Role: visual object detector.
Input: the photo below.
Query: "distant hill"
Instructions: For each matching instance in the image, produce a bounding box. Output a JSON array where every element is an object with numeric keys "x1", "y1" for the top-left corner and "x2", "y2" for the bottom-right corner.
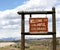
[
  {"x1": 0, "y1": 37, "x2": 20, "y2": 42},
  {"x1": 0, "y1": 37, "x2": 60, "y2": 42}
]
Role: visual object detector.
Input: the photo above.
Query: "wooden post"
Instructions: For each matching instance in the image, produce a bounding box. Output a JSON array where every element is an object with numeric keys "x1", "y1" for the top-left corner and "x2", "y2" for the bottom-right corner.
[
  {"x1": 52, "y1": 7, "x2": 56, "y2": 50},
  {"x1": 30, "y1": 14, "x2": 32, "y2": 18},
  {"x1": 21, "y1": 12, "x2": 25, "y2": 50}
]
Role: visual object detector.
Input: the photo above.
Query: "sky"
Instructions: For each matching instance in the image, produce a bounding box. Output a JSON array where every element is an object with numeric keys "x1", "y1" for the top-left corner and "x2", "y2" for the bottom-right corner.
[
  {"x1": 0, "y1": 0, "x2": 60, "y2": 38},
  {"x1": 0, "y1": 0, "x2": 26, "y2": 11}
]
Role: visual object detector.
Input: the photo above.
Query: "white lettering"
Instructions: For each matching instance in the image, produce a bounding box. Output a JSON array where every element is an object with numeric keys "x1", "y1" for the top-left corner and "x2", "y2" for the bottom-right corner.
[
  {"x1": 37, "y1": 23, "x2": 46, "y2": 26},
  {"x1": 37, "y1": 19, "x2": 42, "y2": 22}
]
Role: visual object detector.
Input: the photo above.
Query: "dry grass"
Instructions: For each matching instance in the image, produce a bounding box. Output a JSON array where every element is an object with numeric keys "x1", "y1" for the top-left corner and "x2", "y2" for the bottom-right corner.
[
  {"x1": 0, "y1": 39, "x2": 60, "y2": 50},
  {"x1": 0, "y1": 42, "x2": 15, "y2": 47}
]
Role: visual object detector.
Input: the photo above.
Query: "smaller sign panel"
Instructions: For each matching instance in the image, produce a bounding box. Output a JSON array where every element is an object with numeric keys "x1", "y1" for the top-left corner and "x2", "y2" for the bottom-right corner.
[{"x1": 29, "y1": 18, "x2": 48, "y2": 33}]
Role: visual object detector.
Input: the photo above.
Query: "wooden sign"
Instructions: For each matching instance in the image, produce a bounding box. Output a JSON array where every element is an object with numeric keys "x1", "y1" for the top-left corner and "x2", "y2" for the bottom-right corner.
[{"x1": 29, "y1": 18, "x2": 48, "y2": 33}]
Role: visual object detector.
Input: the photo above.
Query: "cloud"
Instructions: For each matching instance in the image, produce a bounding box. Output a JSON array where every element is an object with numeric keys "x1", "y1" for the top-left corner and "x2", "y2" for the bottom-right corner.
[
  {"x1": 0, "y1": 30, "x2": 21, "y2": 38},
  {"x1": 15, "y1": 0, "x2": 57, "y2": 11},
  {"x1": 0, "y1": 0, "x2": 60, "y2": 38}
]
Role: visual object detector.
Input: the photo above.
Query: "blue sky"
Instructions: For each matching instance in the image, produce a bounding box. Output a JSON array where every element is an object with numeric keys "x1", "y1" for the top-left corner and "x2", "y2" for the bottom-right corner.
[
  {"x1": 0, "y1": 0, "x2": 60, "y2": 38},
  {"x1": 0, "y1": 0, "x2": 26, "y2": 11}
]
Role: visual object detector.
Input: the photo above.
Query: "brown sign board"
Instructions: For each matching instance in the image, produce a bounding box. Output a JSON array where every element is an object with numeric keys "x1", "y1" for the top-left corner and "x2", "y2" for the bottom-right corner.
[{"x1": 29, "y1": 18, "x2": 48, "y2": 33}]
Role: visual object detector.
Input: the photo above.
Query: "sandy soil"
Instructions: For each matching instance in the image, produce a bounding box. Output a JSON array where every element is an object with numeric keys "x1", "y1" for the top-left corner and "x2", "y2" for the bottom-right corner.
[{"x1": 0, "y1": 42, "x2": 15, "y2": 47}]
